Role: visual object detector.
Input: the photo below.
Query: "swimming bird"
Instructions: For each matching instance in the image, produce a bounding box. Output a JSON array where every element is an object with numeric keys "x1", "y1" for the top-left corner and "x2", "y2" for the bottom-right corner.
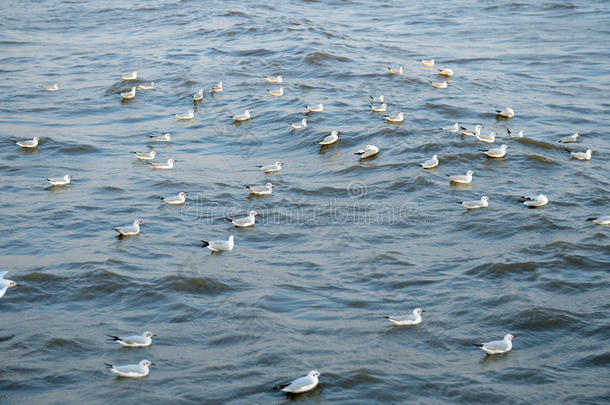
[
  {"x1": 42, "y1": 83, "x2": 59, "y2": 91},
  {"x1": 587, "y1": 215, "x2": 610, "y2": 225},
  {"x1": 132, "y1": 150, "x2": 157, "y2": 161},
  {"x1": 233, "y1": 109, "x2": 252, "y2": 122},
  {"x1": 355, "y1": 144, "x2": 379, "y2": 159},
  {"x1": 496, "y1": 107, "x2": 515, "y2": 118},
  {"x1": 149, "y1": 133, "x2": 172, "y2": 142},
  {"x1": 192, "y1": 88, "x2": 204, "y2": 101},
  {"x1": 16, "y1": 137, "x2": 40, "y2": 148},
  {"x1": 161, "y1": 192, "x2": 188, "y2": 205},
  {"x1": 267, "y1": 87, "x2": 284, "y2": 97},
  {"x1": 107, "y1": 331, "x2": 156, "y2": 348},
  {"x1": 448, "y1": 123, "x2": 460, "y2": 132},
  {"x1": 438, "y1": 68, "x2": 454, "y2": 76},
  {"x1": 482, "y1": 144, "x2": 508, "y2": 158},
  {"x1": 105, "y1": 360, "x2": 154, "y2": 378},
  {"x1": 474, "y1": 334, "x2": 516, "y2": 355},
  {"x1": 306, "y1": 104, "x2": 324, "y2": 113},
  {"x1": 420, "y1": 154, "x2": 439, "y2": 169},
  {"x1": 476, "y1": 131, "x2": 496, "y2": 143},
  {"x1": 566, "y1": 148, "x2": 592, "y2": 160},
  {"x1": 318, "y1": 130, "x2": 339, "y2": 145},
  {"x1": 449, "y1": 170, "x2": 475, "y2": 184},
  {"x1": 0, "y1": 271, "x2": 19, "y2": 299},
  {"x1": 257, "y1": 161, "x2": 283, "y2": 173},
  {"x1": 558, "y1": 133, "x2": 579, "y2": 143},
  {"x1": 176, "y1": 110, "x2": 194, "y2": 120},
  {"x1": 211, "y1": 81, "x2": 223, "y2": 93},
  {"x1": 385, "y1": 308, "x2": 425, "y2": 326},
  {"x1": 460, "y1": 125, "x2": 483, "y2": 137},
  {"x1": 114, "y1": 219, "x2": 143, "y2": 236},
  {"x1": 369, "y1": 95, "x2": 385, "y2": 103},
  {"x1": 458, "y1": 196, "x2": 490, "y2": 209},
  {"x1": 148, "y1": 159, "x2": 176, "y2": 169},
  {"x1": 201, "y1": 235, "x2": 234, "y2": 252},
  {"x1": 121, "y1": 71, "x2": 138, "y2": 81},
  {"x1": 265, "y1": 75, "x2": 283, "y2": 84},
  {"x1": 421, "y1": 59, "x2": 435, "y2": 66},
  {"x1": 290, "y1": 118, "x2": 307, "y2": 130},
  {"x1": 384, "y1": 112, "x2": 406, "y2": 123},
  {"x1": 519, "y1": 194, "x2": 549, "y2": 208},
  {"x1": 120, "y1": 87, "x2": 136, "y2": 99},
  {"x1": 370, "y1": 103, "x2": 387, "y2": 112},
  {"x1": 137, "y1": 82, "x2": 155, "y2": 90},
  {"x1": 432, "y1": 81, "x2": 448, "y2": 88},
  {"x1": 245, "y1": 183, "x2": 273, "y2": 195},
  {"x1": 277, "y1": 370, "x2": 321, "y2": 394},
  {"x1": 507, "y1": 128, "x2": 523, "y2": 138},
  {"x1": 388, "y1": 66, "x2": 403, "y2": 75},
  {"x1": 225, "y1": 210, "x2": 259, "y2": 227},
  {"x1": 47, "y1": 174, "x2": 72, "y2": 186}
]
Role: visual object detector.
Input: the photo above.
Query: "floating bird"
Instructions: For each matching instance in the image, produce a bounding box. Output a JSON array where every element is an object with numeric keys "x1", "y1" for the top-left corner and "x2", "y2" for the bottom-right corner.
[
  {"x1": 107, "y1": 331, "x2": 156, "y2": 348},
  {"x1": 370, "y1": 103, "x2": 387, "y2": 113},
  {"x1": 421, "y1": 59, "x2": 435, "y2": 66},
  {"x1": 192, "y1": 88, "x2": 204, "y2": 101},
  {"x1": 476, "y1": 131, "x2": 496, "y2": 143},
  {"x1": 482, "y1": 144, "x2": 508, "y2": 158},
  {"x1": 277, "y1": 370, "x2": 321, "y2": 394},
  {"x1": 176, "y1": 110, "x2": 194, "y2": 120},
  {"x1": 161, "y1": 192, "x2": 188, "y2": 205},
  {"x1": 290, "y1": 118, "x2": 307, "y2": 130},
  {"x1": 132, "y1": 150, "x2": 157, "y2": 161},
  {"x1": 449, "y1": 170, "x2": 475, "y2": 184},
  {"x1": 474, "y1": 334, "x2": 516, "y2": 355},
  {"x1": 369, "y1": 95, "x2": 385, "y2": 103},
  {"x1": 105, "y1": 360, "x2": 154, "y2": 378},
  {"x1": 121, "y1": 71, "x2": 138, "y2": 81},
  {"x1": 148, "y1": 159, "x2": 176, "y2": 169},
  {"x1": 47, "y1": 174, "x2": 72, "y2": 186},
  {"x1": 267, "y1": 87, "x2": 284, "y2": 97},
  {"x1": 519, "y1": 194, "x2": 549, "y2": 208},
  {"x1": 245, "y1": 183, "x2": 273, "y2": 195},
  {"x1": 448, "y1": 123, "x2": 460, "y2": 132},
  {"x1": 0, "y1": 271, "x2": 19, "y2": 299},
  {"x1": 318, "y1": 130, "x2": 339, "y2": 145},
  {"x1": 120, "y1": 87, "x2": 136, "y2": 99},
  {"x1": 420, "y1": 154, "x2": 439, "y2": 169},
  {"x1": 558, "y1": 133, "x2": 579, "y2": 143},
  {"x1": 114, "y1": 219, "x2": 143, "y2": 236},
  {"x1": 507, "y1": 128, "x2": 523, "y2": 138},
  {"x1": 388, "y1": 66, "x2": 403, "y2": 75},
  {"x1": 211, "y1": 81, "x2": 223, "y2": 93},
  {"x1": 149, "y1": 133, "x2": 172, "y2": 142},
  {"x1": 458, "y1": 196, "x2": 490, "y2": 209},
  {"x1": 201, "y1": 235, "x2": 234, "y2": 252},
  {"x1": 385, "y1": 308, "x2": 425, "y2": 326},
  {"x1": 225, "y1": 210, "x2": 259, "y2": 227},
  {"x1": 566, "y1": 148, "x2": 592, "y2": 160},
  {"x1": 460, "y1": 125, "x2": 483, "y2": 137},
  {"x1": 384, "y1": 112, "x2": 406, "y2": 123},
  {"x1": 432, "y1": 81, "x2": 448, "y2": 88},
  {"x1": 438, "y1": 68, "x2": 454, "y2": 76},
  {"x1": 496, "y1": 107, "x2": 515, "y2": 118},
  {"x1": 587, "y1": 215, "x2": 610, "y2": 225},
  {"x1": 42, "y1": 83, "x2": 59, "y2": 91},
  {"x1": 306, "y1": 104, "x2": 324, "y2": 113},
  {"x1": 257, "y1": 161, "x2": 283, "y2": 173},
  {"x1": 355, "y1": 144, "x2": 379, "y2": 159},
  {"x1": 265, "y1": 75, "x2": 283, "y2": 84},
  {"x1": 16, "y1": 137, "x2": 40, "y2": 148},
  {"x1": 137, "y1": 82, "x2": 155, "y2": 90},
  {"x1": 233, "y1": 109, "x2": 252, "y2": 122}
]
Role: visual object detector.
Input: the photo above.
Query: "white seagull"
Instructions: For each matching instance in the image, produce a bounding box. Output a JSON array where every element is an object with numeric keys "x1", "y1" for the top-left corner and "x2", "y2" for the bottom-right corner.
[
  {"x1": 16, "y1": 137, "x2": 40, "y2": 148},
  {"x1": 0, "y1": 271, "x2": 19, "y2": 299},
  {"x1": 47, "y1": 174, "x2": 72, "y2": 186},
  {"x1": 161, "y1": 192, "x2": 188, "y2": 205},
  {"x1": 278, "y1": 370, "x2": 321, "y2": 394},
  {"x1": 148, "y1": 159, "x2": 176, "y2": 169},
  {"x1": 267, "y1": 87, "x2": 284, "y2": 97},
  {"x1": 290, "y1": 118, "x2": 307, "y2": 130},
  {"x1": 42, "y1": 83, "x2": 59, "y2": 91},
  {"x1": 245, "y1": 183, "x2": 273, "y2": 195},
  {"x1": 369, "y1": 95, "x2": 385, "y2": 103},
  {"x1": 438, "y1": 68, "x2": 454, "y2": 76},
  {"x1": 420, "y1": 154, "x2": 439, "y2": 169},
  {"x1": 107, "y1": 331, "x2": 156, "y2": 348},
  {"x1": 201, "y1": 235, "x2": 234, "y2": 252},
  {"x1": 449, "y1": 170, "x2": 475, "y2": 184},
  {"x1": 587, "y1": 215, "x2": 610, "y2": 225},
  {"x1": 507, "y1": 128, "x2": 524, "y2": 138},
  {"x1": 458, "y1": 196, "x2": 490, "y2": 209},
  {"x1": 258, "y1": 161, "x2": 283, "y2": 173},
  {"x1": 211, "y1": 81, "x2": 223, "y2": 93},
  {"x1": 482, "y1": 144, "x2": 508, "y2": 158},
  {"x1": 370, "y1": 103, "x2": 387, "y2": 113},
  {"x1": 474, "y1": 334, "x2": 516, "y2": 355},
  {"x1": 388, "y1": 66, "x2": 403, "y2": 75},
  {"x1": 192, "y1": 88, "x2": 204, "y2": 101},
  {"x1": 233, "y1": 109, "x2": 252, "y2": 122},
  {"x1": 138, "y1": 82, "x2": 155, "y2": 90},
  {"x1": 461, "y1": 125, "x2": 483, "y2": 137},
  {"x1": 176, "y1": 110, "x2": 194, "y2": 120},
  {"x1": 558, "y1": 133, "x2": 579, "y2": 143},
  {"x1": 225, "y1": 210, "x2": 259, "y2": 227},
  {"x1": 318, "y1": 130, "x2": 339, "y2": 145},
  {"x1": 132, "y1": 150, "x2": 157, "y2": 161},
  {"x1": 105, "y1": 360, "x2": 154, "y2": 378},
  {"x1": 306, "y1": 104, "x2": 324, "y2": 113},
  {"x1": 496, "y1": 107, "x2": 515, "y2": 118},
  {"x1": 519, "y1": 194, "x2": 549, "y2": 208},
  {"x1": 355, "y1": 144, "x2": 379, "y2": 159},
  {"x1": 476, "y1": 131, "x2": 496, "y2": 143},
  {"x1": 566, "y1": 149, "x2": 592, "y2": 161},
  {"x1": 432, "y1": 81, "x2": 448, "y2": 88},
  {"x1": 149, "y1": 133, "x2": 172, "y2": 142},
  {"x1": 265, "y1": 75, "x2": 283, "y2": 84},
  {"x1": 384, "y1": 112, "x2": 406, "y2": 123},
  {"x1": 120, "y1": 71, "x2": 138, "y2": 81},
  {"x1": 114, "y1": 219, "x2": 143, "y2": 236},
  {"x1": 120, "y1": 87, "x2": 136, "y2": 99},
  {"x1": 385, "y1": 308, "x2": 425, "y2": 326},
  {"x1": 421, "y1": 59, "x2": 435, "y2": 66}
]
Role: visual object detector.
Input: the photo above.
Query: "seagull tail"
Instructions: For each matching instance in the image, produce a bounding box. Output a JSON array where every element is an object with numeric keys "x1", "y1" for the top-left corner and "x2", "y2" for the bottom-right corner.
[
  {"x1": 223, "y1": 218, "x2": 233, "y2": 222},
  {"x1": 104, "y1": 363, "x2": 114, "y2": 368},
  {"x1": 201, "y1": 240, "x2": 209, "y2": 248},
  {"x1": 564, "y1": 149, "x2": 573, "y2": 154},
  {"x1": 256, "y1": 165, "x2": 263, "y2": 168},
  {"x1": 473, "y1": 343, "x2": 484, "y2": 348},
  {"x1": 113, "y1": 228, "x2": 121, "y2": 233},
  {"x1": 586, "y1": 217, "x2": 596, "y2": 221},
  {"x1": 107, "y1": 335, "x2": 121, "y2": 341}
]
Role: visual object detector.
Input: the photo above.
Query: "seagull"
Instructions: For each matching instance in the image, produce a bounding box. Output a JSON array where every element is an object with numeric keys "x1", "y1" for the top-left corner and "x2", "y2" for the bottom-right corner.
[
  {"x1": 449, "y1": 170, "x2": 475, "y2": 184},
  {"x1": 42, "y1": 83, "x2": 59, "y2": 91},
  {"x1": 476, "y1": 131, "x2": 496, "y2": 143},
  {"x1": 114, "y1": 219, "x2": 143, "y2": 236},
  {"x1": 369, "y1": 95, "x2": 385, "y2": 103},
  {"x1": 388, "y1": 65, "x2": 403, "y2": 75},
  {"x1": 458, "y1": 196, "x2": 490, "y2": 209},
  {"x1": 105, "y1": 360, "x2": 154, "y2": 378},
  {"x1": 587, "y1": 215, "x2": 610, "y2": 225},
  {"x1": 176, "y1": 110, "x2": 194, "y2": 120},
  {"x1": 496, "y1": 107, "x2": 515, "y2": 118},
  {"x1": 132, "y1": 150, "x2": 157, "y2": 161},
  {"x1": 507, "y1": 128, "x2": 524, "y2": 138},
  {"x1": 120, "y1": 71, "x2": 138, "y2": 81},
  {"x1": 277, "y1": 370, "x2": 321, "y2": 394},
  {"x1": 265, "y1": 75, "x2": 283, "y2": 84},
  {"x1": 47, "y1": 174, "x2": 72, "y2": 186},
  {"x1": 137, "y1": 82, "x2": 155, "y2": 90},
  {"x1": 482, "y1": 144, "x2": 508, "y2": 158},
  {"x1": 107, "y1": 331, "x2": 156, "y2": 348},
  {"x1": 566, "y1": 149, "x2": 592, "y2": 160},
  {"x1": 385, "y1": 308, "x2": 425, "y2": 326},
  {"x1": 120, "y1": 87, "x2": 136, "y2": 99},
  {"x1": 474, "y1": 334, "x2": 516, "y2": 355},
  {"x1": 438, "y1": 68, "x2": 454, "y2": 76},
  {"x1": 460, "y1": 125, "x2": 483, "y2": 137},
  {"x1": 306, "y1": 104, "x2": 324, "y2": 113},
  {"x1": 161, "y1": 192, "x2": 188, "y2": 205},
  {"x1": 0, "y1": 271, "x2": 19, "y2": 299},
  {"x1": 519, "y1": 194, "x2": 549, "y2": 208},
  {"x1": 558, "y1": 133, "x2": 579, "y2": 143},
  {"x1": 149, "y1": 133, "x2": 172, "y2": 142},
  {"x1": 225, "y1": 210, "x2": 259, "y2": 227},
  {"x1": 201, "y1": 235, "x2": 234, "y2": 252},
  {"x1": 211, "y1": 81, "x2": 223, "y2": 93},
  {"x1": 267, "y1": 87, "x2": 284, "y2": 97},
  {"x1": 449, "y1": 123, "x2": 460, "y2": 132},
  {"x1": 233, "y1": 109, "x2": 252, "y2": 122},
  {"x1": 192, "y1": 88, "x2": 204, "y2": 101},
  {"x1": 290, "y1": 118, "x2": 307, "y2": 130},
  {"x1": 432, "y1": 81, "x2": 448, "y2": 88},
  {"x1": 370, "y1": 103, "x2": 387, "y2": 113},
  {"x1": 420, "y1": 154, "x2": 439, "y2": 169},
  {"x1": 257, "y1": 161, "x2": 283, "y2": 173},
  {"x1": 148, "y1": 159, "x2": 176, "y2": 169},
  {"x1": 421, "y1": 59, "x2": 435, "y2": 66},
  {"x1": 384, "y1": 112, "x2": 406, "y2": 123},
  {"x1": 318, "y1": 130, "x2": 339, "y2": 145},
  {"x1": 16, "y1": 137, "x2": 40, "y2": 148},
  {"x1": 355, "y1": 144, "x2": 379, "y2": 159},
  {"x1": 245, "y1": 183, "x2": 273, "y2": 195}
]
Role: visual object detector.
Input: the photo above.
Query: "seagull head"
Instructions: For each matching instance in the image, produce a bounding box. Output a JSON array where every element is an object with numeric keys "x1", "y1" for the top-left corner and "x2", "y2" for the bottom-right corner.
[
  {"x1": 308, "y1": 370, "x2": 322, "y2": 378},
  {"x1": 249, "y1": 210, "x2": 259, "y2": 217},
  {"x1": 505, "y1": 334, "x2": 516, "y2": 341},
  {"x1": 178, "y1": 192, "x2": 189, "y2": 198},
  {"x1": 169, "y1": 159, "x2": 177, "y2": 164},
  {"x1": 482, "y1": 196, "x2": 490, "y2": 201},
  {"x1": 414, "y1": 308, "x2": 425, "y2": 315},
  {"x1": 134, "y1": 219, "x2": 144, "y2": 225},
  {"x1": 432, "y1": 154, "x2": 438, "y2": 159},
  {"x1": 466, "y1": 170, "x2": 475, "y2": 175},
  {"x1": 276, "y1": 161, "x2": 284, "y2": 167},
  {"x1": 150, "y1": 151, "x2": 158, "y2": 156},
  {"x1": 143, "y1": 331, "x2": 157, "y2": 338},
  {"x1": 65, "y1": 175, "x2": 72, "y2": 180},
  {"x1": 140, "y1": 360, "x2": 154, "y2": 367},
  {"x1": 331, "y1": 130, "x2": 339, "y2": 136},
  {"x1": 33, "y1": 137, "x2": 40, "y2": 142},
  {"x1": 3, "y1": 276, "x2": 19, "y2": 288}
]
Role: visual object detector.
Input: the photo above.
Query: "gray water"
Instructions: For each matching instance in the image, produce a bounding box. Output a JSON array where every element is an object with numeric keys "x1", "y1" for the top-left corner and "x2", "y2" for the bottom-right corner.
[{"x1": 1, "y1": 0, "x2": 609, "y2": 403}]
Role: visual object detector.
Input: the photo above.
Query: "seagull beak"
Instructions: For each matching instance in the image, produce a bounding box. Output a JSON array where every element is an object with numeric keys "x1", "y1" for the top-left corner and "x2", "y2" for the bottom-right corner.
[
  {"x1": 421, "y1": 309, "x2": 425, "y2": 312},
  {"x1": 152, "y1": 334, "x2": 157, "y2": 336},
  {"x1": 150, "y1": 362, "x2": 156, "y2": 366}
]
